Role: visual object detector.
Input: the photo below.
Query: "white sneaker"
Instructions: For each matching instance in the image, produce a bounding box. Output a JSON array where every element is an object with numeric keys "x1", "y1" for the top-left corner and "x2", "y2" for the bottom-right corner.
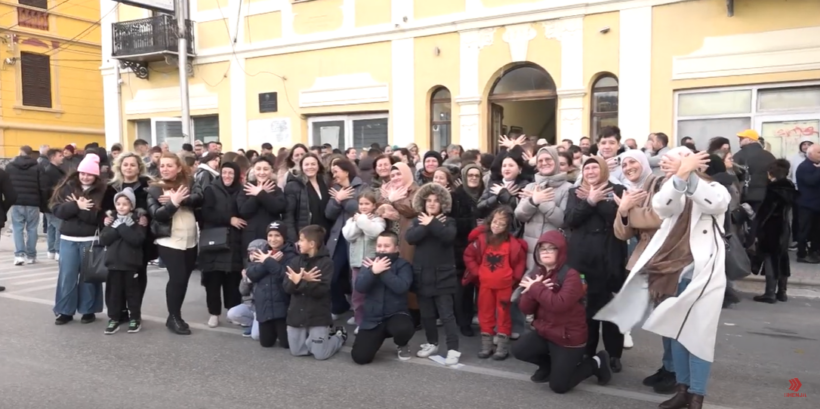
[
  {"x1": 472, "y1": 315, "x2": 479, "y2": 325},
  {"x1": 346, "y1": 316, "x2": 356, "y2": 325},
  {"x1": 511, "y1": 332, "x2": 520, "y2": 340},
  {"x1": 354, "y1": 326, "x2": 359, "y2": 335},
  {"x1": 436, "y1": 319, "x2": 443, "y2": 327},
  {"x1": 207, "y1": 315, "x2": 219, "y2": 328},
  {"x1": 13, "y1": 257, "x2": 24, "y2": 266},
  {"x1": 54, "y1": 253, "x2": 60, "y2": 261},
  {"x1": 47, "y1": 252, "x2": 55, "y2": 260},
  {"x1": 331, "y1": 313, "x2": 340, "y2": 321},
  {"x1": 624, "y1": 332, "x2": 634, "y2": 349},
  {"x1": 445, "y1": 350, "x2": 461, "y2": 366},
  {"x1": 416, "y1": 343, "x2": 438, "y2": 358},
  {"x1": 25, "y1": 257, "x2": 35, "y2": 265}
]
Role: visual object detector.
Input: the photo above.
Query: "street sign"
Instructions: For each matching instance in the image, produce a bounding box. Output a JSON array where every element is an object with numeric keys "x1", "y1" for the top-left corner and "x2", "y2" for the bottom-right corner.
[{"x1": 114, "y1": 0, "x2": 174, "y2": 14}]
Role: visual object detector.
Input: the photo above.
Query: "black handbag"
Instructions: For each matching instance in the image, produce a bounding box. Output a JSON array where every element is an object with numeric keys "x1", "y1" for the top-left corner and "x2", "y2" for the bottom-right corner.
[
  {"x1": 80, "y1": 241, "x2": 108, "y2": 284},
  {"x1": 199, "y1": 227, "x2": 230, "y2": 252},
  {"x1": 712, "y1": 216, "x2": 751, "y2": 281}
]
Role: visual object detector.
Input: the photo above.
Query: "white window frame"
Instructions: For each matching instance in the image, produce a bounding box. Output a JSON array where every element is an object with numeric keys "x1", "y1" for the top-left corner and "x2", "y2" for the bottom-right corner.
[
  {"x1": 755, "y1": 113, "x2": 820, "y2": 159},
  {"x1": 150, "y1": 117, "x2": 183, "y2": 146},
  {"x1": 307, "y1": 113, "x2": 389, "y2": 148}
]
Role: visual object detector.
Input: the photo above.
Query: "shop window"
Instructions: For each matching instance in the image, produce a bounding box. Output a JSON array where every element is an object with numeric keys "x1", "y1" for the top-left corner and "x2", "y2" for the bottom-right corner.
[
  {"x1": 677, "y1": 117, "x2": 752, "y2": 152},
  {"x1": 758, "y1": 86, "x2": 820, "y2": 112},
  {"x1": 193, "y1": 115, "x2": 219, "y2": 143},
  {"x1": 430, "y1": 87, "x2": 452, "y2": 152},
  {"x1": 20, "y1": 52, "x2": 52, "y2": 108},
  {"x1": 590, "y1": 74, "x2": 619, "y2": 140},
  {"x1": 678, "y1": 90, "x2": 752, "y2": 117},
  {"x1": 309, "y1": 114, "x2": 388, "y2": 150}
]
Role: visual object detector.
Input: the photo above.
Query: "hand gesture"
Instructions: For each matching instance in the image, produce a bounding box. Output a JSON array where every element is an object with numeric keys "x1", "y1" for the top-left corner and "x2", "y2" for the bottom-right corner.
[
  {"x1": 362, "y1": 258, "x2": 374, "y2": 268},
  {"x1": 386, "y1": 186, "x2": 407, "y2": 202},
  {"x1": 244, "y1": 183, "x2": 263, "y2": 196},
  {"x1": 65, "y1": 194, "x2": 78, "y2": 202},
  {"x1": 139, "y1": 216, "x2": 148, "y2": 227},
  {"x1": 606, "y1": 157, "x2": 619, "y2": 172},
  {"x1": 507, "y1": 185, "x2": 521, "y2": 197},
  {"x1": 158, "y1": 195, "x2": 171, "y2": 204},
  {"x1": 76, "y1": 196, "x2": 94, "y2": 211},
  {"x1": 230, "y1": 217, "x2": 247, "y2": 229},
  {"x1": 302, "y1": 267, "x2": 321, "y2": 282},
  {"x1": 371, "y1": 257, "x2": 392, "y2": 274},
  {"x1": 453, "y1": 179, "x2": 463, "y2": 188},
  {"x1": 334, "y1": 187, "x2": 354, "y2": 203},
  {"x1": 169, "y1": 186, "x2": 190, "y2": 206},
  {"x1": 575, "y1": 187, "x2": 589, "y2": 200},
  {"x1": 251, "y1": 250, "x2": 270, "y2": 263},
  {"x1": 660, "y1": 154, "x2": 682, "y2": 176},
  {"x1": 241, "y1": 269, "x2": 247, "y2": 279},
  {"x1": 272, "y1": 251, "x2": 283, "y2": 261},
  {"x1": 542, "y1": 278, "x2": 555, "y2": 290},
  {"x1": 377, "y1": 204, "x2": 400, "y2": 221},
  {"x1": 490, "y1": 183, "x2": 503, "y2": 196},
  {"x1": 499, "y1": 135, "x2": 527, "y2": 149},
  {"x1": 587, "y1": 186, "x2": 613, "y2": 205},
  {"x1": 104, "y1": 215, "x2": 114, "y2": 226},
  {"x1": 619, "y1": 189, "x2": 647, "y2": 212},
  {"x1": 286, "y1": 266, "x2": 302, "y2": 284},
  {"x1": 418, "y1": 213, "x2": 434, "y2": 226},
  {"x1": 519, "y1": 274, "x2": 544, "y2": 294},
  {"x1": 260, "y1": 180, "x2": 276, "y2": 193},
  {"x1": 435, "y1": 214, "x2": 447, "y2": 224},
  {"x1": 523, "y1": 149, "x2": 536, "y2": 166},
  {"x1": 678, "y1": 150, "x2": 710, "y2": 177},
  {"x1": 532, "y1": 186, "x2": 555, "y2": 205}
]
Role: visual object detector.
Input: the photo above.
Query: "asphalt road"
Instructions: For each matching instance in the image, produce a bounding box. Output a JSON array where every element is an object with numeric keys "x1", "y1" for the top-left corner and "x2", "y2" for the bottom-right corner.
[{"x1": 0, "y1": 246, "x2": 816, "y2": 409}]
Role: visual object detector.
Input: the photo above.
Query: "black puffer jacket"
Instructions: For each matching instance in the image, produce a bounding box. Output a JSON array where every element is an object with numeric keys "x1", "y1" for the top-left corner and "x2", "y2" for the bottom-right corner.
[
  {"x1": 0, "y1": 169, "x2": 18, "y2": 228},
  {"x1": 51, "y1": 181, "x2": 107, "y2": 238},
  {"x1": 146, "y1": 181, "x2": 203, "y2": 238},
  {"x1": 198, "y1": 178, "x2": 243, "y2": 273},
  {"x1": 283, "y1": 247, "x2": 334, "y2": 328},
  {"x1": 237, "y1": 184, "x2": 286, "y2": 252},
  {"x1": 452, "y1": 185, "x2": 480, "y2": 271},
  {"x1": 283, "y1": 174, "x2": 312, "y2": 243},
  {"x1": 733, "y1": 143, "x2": 776, "y2": 203},
  {"x1": 41, "y1": 163, "x2": 65, "y2": 212},
  {"x1": 99, "y1": 210, "x2": 148, "y2": 271},
  {"x1": 6, "y1": 155, "x2": 46, "y2": 209},
  {"x1": 103, "y1": 177, "x2": 156, "y2": 262},
  {"x1": 247, "y1": 243, "x2": 298, "y2": 322},
  {"x1": 405, "y1": 183, "x2": 458, "y2": 297}
]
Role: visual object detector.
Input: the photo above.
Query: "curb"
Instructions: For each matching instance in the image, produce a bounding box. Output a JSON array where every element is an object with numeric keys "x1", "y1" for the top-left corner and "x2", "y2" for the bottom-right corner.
[{"x1": 742, "y1": 274, "x2": 820, "y2": 288}]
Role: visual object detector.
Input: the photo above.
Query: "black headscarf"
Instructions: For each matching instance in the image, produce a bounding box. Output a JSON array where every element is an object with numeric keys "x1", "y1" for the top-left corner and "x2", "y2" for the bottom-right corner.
[{"x1": 220, "y1": 162, "x2": 242, "y2": 194}]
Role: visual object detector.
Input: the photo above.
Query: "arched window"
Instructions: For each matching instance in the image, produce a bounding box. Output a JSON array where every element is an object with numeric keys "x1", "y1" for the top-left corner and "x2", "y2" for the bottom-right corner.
[
  {"x1": 430, "y1": 87, "x2": 452, "y2": 151},
  {"x1": 590, "y1": 75, "x2": 619, "y2": 140}
]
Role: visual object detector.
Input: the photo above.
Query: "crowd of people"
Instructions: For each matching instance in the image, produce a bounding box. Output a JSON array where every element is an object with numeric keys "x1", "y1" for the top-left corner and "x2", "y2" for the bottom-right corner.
[{"x1": 0, "y1": 125, "x2": 817, "y2": 409}]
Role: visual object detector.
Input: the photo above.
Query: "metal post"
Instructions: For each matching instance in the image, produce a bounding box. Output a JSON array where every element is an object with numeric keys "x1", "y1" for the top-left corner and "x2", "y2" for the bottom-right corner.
[{"x1": 176, "y1": 0, "x2": 191, "y2": 143}]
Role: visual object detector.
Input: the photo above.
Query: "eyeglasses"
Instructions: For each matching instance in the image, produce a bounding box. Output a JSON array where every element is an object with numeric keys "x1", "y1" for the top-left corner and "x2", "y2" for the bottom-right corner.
[
  {"x1": 539, "y1": 246, "x2": 559, "y2": 254},
  {"x1": 467, "y1": 174, "x2": 481, "y2": 178}
]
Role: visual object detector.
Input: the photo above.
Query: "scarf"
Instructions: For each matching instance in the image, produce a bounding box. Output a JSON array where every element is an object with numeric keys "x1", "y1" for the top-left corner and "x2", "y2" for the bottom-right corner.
[
  {"x1": 620, "y1": 150, "x2": 652, "y2": 190},
  {"x1": 644, "y1": 197, "x2": 694, "y2": 301},
  {"x1": 460, "y1": 163, "x2": 483, "y2": 201},
  {"x1": 580, "y1": 156, "x2": 610, "y2": 191},
  {"x1": 220, "y1": 162, "x2": 242, "y2": 194},
  {"x1": 535, "y1": 147, "x2": 568, "y2": 186}
]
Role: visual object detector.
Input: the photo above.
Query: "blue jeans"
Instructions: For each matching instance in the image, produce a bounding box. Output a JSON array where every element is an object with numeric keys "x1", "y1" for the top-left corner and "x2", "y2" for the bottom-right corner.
[
  {"x1": 53, "y1": 240, "x2": 104, "y2": 316},
  {"x1": 662, "y1": 336, "x2": 674, "y2": 372},
  {"x1": 670, "y1": 278, "x2": 712, "y2": 396},
  {"x1": 45, "y1": 213, "x2": 62, "y2": 254},
  {"x1": 11, "y1": 205, "x2": 39, "y2": 258}
]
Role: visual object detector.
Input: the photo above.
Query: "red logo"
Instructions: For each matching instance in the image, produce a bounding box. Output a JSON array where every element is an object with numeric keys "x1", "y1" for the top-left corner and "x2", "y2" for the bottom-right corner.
[{"x1": 789, "y1": 378, "x2": 802, "y2": 392}]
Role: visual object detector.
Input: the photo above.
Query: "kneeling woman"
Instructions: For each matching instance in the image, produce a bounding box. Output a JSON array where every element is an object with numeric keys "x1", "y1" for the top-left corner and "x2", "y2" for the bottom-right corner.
[
  {"x1": 512, "y1": 230, "x2": 612, "y2": 394},
  {"x1": 52, "y1": 154, "x2": 107, "y2": 325}
]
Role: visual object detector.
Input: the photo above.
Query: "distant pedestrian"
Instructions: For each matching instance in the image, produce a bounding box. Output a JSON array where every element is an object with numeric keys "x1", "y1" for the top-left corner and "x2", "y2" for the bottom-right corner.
[
  {"x1": 0, "y1": 166, "x2": 18, "y2": 292},
  {"x1": 6, "y1": 146, "x2": 47, "y2": 265}
]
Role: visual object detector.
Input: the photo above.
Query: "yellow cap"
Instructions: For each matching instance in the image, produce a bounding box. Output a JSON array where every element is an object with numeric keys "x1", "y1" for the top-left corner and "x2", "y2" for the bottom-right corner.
[{"x1": 736, "y1": 129, "x2": 759, "y2": 141}]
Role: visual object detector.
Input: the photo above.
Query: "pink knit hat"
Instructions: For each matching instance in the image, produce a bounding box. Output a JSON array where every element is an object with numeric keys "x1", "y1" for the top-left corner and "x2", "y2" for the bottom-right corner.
[{"x1": 77, "y1": 153, "x2": 100, "y2": 176}]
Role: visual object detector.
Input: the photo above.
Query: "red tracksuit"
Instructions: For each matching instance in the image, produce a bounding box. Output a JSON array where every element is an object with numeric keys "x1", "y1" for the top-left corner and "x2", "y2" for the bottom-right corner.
[{"x1": 463, "y1": 227, "x2": 527, "y2": 336}]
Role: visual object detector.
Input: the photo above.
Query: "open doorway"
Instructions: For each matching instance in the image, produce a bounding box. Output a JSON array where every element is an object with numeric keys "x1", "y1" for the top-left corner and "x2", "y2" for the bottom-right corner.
[{"x1": 488, "y1": 63, "x2": 557, "y2": 151}]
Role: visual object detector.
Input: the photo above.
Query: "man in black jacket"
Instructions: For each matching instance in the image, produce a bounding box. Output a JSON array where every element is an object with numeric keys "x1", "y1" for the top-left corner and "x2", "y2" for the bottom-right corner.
[
  {"x1": 6, "y1": 146, "x2": 47, "y2": 265},
  {"x1": 0, "y1": 166, "x2": 19, "y2": 291},
  {"x1": 42, "y1": 148, "x2": 66, "y2": 260},
  {"x1": 733, "y1": 129, "x2": 776, "y2": 211}
]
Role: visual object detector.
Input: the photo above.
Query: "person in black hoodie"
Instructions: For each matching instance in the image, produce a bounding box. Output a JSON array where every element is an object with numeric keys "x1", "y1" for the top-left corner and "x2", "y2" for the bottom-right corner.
[
  {"x1": 237, "y1": 156, "x2": 287, "y2": 252},
  {"x1": 751, "y1": 159, "x2": 796, "y2": 303},
  {"x1": 51, "y1": 154, "x2": 107, "y2": 325},
  {"x1": 0, "y1": 167, "x2": 18, "y2": 292},
  {"x1": 6, "y1": 146, "x2": 47, "y2": 265},
  {"x1": 564, "y1": 156, "x2": 627, "y2": 373},
  {"x1": 450, "y1": 163, "x2": 484, "y2": 336},
  {"x1": 351, "y1": 231, "x2": 415, "y2": 364},
  {"x1": 284, "y1": 225, "x2": 347, "y2": 360},
  {"x1": 100, "y1": 188, "x2": 147, "y2": 334},
  {"x1": 199, "y1": 162, "x2": 245, "y2": 328},
  {"x1": 405, "y1": 182, "x2": 461, "y2": 365}
]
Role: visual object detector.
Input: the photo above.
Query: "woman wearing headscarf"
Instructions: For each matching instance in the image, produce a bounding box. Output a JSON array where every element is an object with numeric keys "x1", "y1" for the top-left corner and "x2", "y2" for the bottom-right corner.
[
  {"x1": 416, "y1": 151, "x2": 442, "y2": 185},
  {"x1": 596, "y1": 147, "x2": 730, "y2": 409},
  {"x1": 451, "y1": 163, "x2": 484, "y2": 336},
  {"x1": 564, "y1": 156, "x2": 627, "y2": 373},
  {"x1": 198, "y1": 162, "x2": 245, "y2": 328}
]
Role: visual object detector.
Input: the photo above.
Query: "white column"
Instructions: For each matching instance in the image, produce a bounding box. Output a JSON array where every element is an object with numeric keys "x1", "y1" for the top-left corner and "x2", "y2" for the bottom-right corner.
[
  {"x1": 230, "y1": 57, "x2": 247, "y2": 150},
  {"x1": 391, "y1": 38, "x2": 414, "y2": 147},
  {"x1": 100, "y1": 0, "x2": 121, "y2": 147},
  {"x1": 619, "y1": 7, "x2": 652, "y2": 142},
  {"x1": 457, "y1": 28, "x2": 495, "y2": 149},
  {"x1": 280, "y1": 0, "x2": 294, "y2": 38},
  {"x1": 543, "y1": 17, "x2": 584, "y2": 143},
  {"x1": 391, "y1": 0, "x2": 413, "y2": 26},
  {"x1": 341, "y1": 0, "x2": 355, "y2": 30}
]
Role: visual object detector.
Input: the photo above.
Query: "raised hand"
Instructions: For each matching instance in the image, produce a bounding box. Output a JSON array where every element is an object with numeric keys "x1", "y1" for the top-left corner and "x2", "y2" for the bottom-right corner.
[
  {"x1": 252, "y1": 250, "x2": 270, "y2": 262},
  {"x1": 435, "y1": 214, "x2": 447, "y2": 223},
  {"x1": 286, "y1": 266, "x2": 302, "y2": 284},
  {"x1": 76, "y1": 196, "x2": 94, "y2": 211},
  {"x1": 362, "y1": 258, "x2": 374, "y2": 268},
  {"x1": 660, "y1": 154, "x2": 682, "y2": 176},
  {"x1": 418, "y1": 213, "x2": 434, "y2": 226},
  {"x1": 302, "y1": 267, "x2": 321, "y2": 282},
  {"x1": 575, "y1": 187, "x2": 589, "y2": 200},
  {"x1": 587, "y1": 186, "x2": 613, "y2": 205},
  {"x1": 272, "y1": 251, "x2": 283, "y2": 261},
  {"x1": 532, "y1": 186, "x2": 555, "y2": 204},
  {"x1": 335, "y1": 186, "x2": 355, "y2": 202},
  {"x1": 169, "y1": 186, "x2": 190, "y2": 206},
  {"x1": 678, "y1": 150, "x2": 711, "y2": 177},
  {"x1": 387, "y1": 186, "x2": 407, "y2": 202},
  {"x1": 371, "y1": 257, "x2": 392, "y2": 274},
  {"x1": 519, "y1": 274, "x2": 544, "y2": 294},
  {"x1": 245, "y1": 183, "x2": 263, "y2": 196},
  {"x1": 261, "y1": 180, "x2": 276, "y2": 193},
  {"x1": 490, "y1": 183, "x2": 503, "y2": 196}
]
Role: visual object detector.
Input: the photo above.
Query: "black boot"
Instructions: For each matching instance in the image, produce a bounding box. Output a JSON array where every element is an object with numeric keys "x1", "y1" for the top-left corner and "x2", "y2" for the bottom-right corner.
[
  {"x1": 753, "y1": 267, "x2": 777, "y2": 304},
  {"x1": 658, "y1": 384, "x2": 690, "y2": 409},
  {"x1": 166, "y1": 315, "x2": 191, "y2": 335},
  {"x1": 776, "y1": 276, "x2": 788, "y2": 302}
]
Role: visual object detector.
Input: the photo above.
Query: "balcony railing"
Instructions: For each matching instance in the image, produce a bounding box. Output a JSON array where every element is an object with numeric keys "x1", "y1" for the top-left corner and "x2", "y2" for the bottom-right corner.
[
  {"x1": 112, "y1": 15, "x2": 194, "y2": 61},
  {"x1": 18, "y1": 8, "x2": 49, "y2": 31}
]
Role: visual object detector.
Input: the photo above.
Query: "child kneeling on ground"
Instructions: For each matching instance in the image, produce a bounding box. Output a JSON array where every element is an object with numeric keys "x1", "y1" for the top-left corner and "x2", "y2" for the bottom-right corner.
[
  {"x1": 463, "y1": 206, "x2": 527, "y2": 360},
  {"x1": 284, "y1": 225, "x2": 347, "y2": 360},
  {"x1": 244, "y1": 222, "x2": 298, "y2": 347},
  {"x1": 100, "y1": 188, "x2": 147, "y2": 335},
  {"x1": 350, "y1": 231, "x2": 415, "y2": 364}
]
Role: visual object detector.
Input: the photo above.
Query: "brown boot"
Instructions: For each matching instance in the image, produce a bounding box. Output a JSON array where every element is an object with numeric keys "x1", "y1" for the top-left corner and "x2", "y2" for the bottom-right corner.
[
  {"x1": 688, "y1": 393, "x2": 704, "y2": 409},
  {"x1": 658, "y1": 384, "x2": 690, "y2": 409}
]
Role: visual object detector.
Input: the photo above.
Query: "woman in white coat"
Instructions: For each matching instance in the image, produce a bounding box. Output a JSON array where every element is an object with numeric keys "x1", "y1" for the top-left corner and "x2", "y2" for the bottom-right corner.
[{"x1": 595, "y1": 147, "x2": 730, "y2": 409}]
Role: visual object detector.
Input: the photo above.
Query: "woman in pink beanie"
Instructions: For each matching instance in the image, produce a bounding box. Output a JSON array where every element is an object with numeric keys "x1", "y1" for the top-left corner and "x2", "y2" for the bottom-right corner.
[{"x1": 50, "y1": 152, "x2": 107, "y2": 325}]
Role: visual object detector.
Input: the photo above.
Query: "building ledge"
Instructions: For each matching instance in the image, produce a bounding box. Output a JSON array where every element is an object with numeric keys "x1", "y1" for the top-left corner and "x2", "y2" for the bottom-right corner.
[{"x1": 13, "y1": 105, "x2": 64, "y2": 116}]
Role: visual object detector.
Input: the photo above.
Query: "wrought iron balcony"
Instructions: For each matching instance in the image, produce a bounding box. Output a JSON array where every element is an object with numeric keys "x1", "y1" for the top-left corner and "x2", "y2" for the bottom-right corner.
[{"x1": 112, "y1": 15, "x2": 195, "y2": 79}]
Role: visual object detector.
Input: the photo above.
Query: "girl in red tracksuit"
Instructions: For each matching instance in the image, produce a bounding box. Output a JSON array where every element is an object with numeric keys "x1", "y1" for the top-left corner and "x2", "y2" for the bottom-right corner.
[{"x1": 463, "y1": 205, "x2": 527, "y2": 360}]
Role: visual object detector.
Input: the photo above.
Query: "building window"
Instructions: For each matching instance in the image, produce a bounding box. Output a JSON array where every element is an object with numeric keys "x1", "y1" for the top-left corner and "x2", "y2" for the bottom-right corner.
[
  {"x1": 590, "y1": 74, "x2": 618, "y2": 140},
  {"x1": 675, "y1": 83, "x2": 820, "y2": 158},
  {"x1": 430, "y1": 87, "x2": 451, "y2": 152},
  {"x1": 308, "y1": 114, "x2": 389, "y2": 150},
  {"x1": 20, "y1": 52, "x2": 52, "y2": 108},
  {"x1": 193, "y1": 115, "x2": 219, "y2": 143},
  {"x1": 18, "y1": 0, "x2": 49, "y2": 31}
]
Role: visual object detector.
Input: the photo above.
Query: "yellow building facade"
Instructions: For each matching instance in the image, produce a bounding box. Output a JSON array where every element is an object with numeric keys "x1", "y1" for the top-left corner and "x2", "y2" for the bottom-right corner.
[
  {"x1": 103, "y1": 0, "x2": 820, "y2": 159},
  {"x1": 0, "y1": 0, "x2": 105, "y2": 158}
]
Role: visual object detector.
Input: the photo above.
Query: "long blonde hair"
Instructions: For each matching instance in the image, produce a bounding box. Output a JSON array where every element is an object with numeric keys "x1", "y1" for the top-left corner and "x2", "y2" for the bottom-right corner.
[{"x1": 109, "y1": 151, "x2": 152, "y2": 190}]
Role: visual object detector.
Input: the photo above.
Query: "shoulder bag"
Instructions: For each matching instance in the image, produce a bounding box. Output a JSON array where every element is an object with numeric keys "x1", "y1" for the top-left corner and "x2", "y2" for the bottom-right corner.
[{"x1": 199, "y1": 227, "x2": 231, "y2": 252}]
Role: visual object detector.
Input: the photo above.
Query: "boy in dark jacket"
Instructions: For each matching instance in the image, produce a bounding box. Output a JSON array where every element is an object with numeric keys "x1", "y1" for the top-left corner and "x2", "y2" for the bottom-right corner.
[
  {"x1": 246, "y1": 222, "x2": 298, "y2": 348},
  {"x1": 753, "y1": 159, "x2": 797, "y2": 303},
  {"x1": 99, "y1": 188, "x2": 147, "y2": 334},
  {"x1": 405, "y1": 182, "x2": 461, "y2": 365},
  {"x1": 284, "y1": 225, "x2": 347, "y2": 360},
  {"x1": 350, "y1": 231, "x2": 415, "y2": 364}
]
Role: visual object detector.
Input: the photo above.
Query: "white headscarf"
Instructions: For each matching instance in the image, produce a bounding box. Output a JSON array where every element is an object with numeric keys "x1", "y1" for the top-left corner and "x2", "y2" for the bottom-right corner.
[{"x1": 619, "y1": 150, "x2": 652, "y2": 190}]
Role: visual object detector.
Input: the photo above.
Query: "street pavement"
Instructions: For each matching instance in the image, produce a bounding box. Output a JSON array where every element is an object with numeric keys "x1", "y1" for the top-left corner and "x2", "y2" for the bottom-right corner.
[{"x1": 0, "y1": 240, "x2": 816, "y2": 409}]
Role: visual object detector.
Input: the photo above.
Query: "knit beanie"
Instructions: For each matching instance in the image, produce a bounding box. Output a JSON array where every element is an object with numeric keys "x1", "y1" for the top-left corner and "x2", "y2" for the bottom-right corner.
[
  {"x1": 423, "y1": 151, "x2": 443, "y2": 167},
  {"x1": 113, "y1": 187, "x2": 136, "y2": 209},
  {"x1": 77, "y1": 153, "x2": 100, "y2": 176},
  {"x1": 63, "y1": 144, "x2": 75, "y2": 154},
  {"x1": 247, "y1": 239, "x2": 269, "y2": 254},
  {"x1": 266, "y1": 220, "x2": 286, "y2": 236}
]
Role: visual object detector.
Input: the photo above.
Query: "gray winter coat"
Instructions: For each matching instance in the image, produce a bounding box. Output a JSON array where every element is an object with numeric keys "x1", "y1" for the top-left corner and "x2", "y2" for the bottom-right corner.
[
  {"x1": 325, "y1": 176, "x2": 365, "y2": 258},
  {"x1": 515, "y1": 173, "x2": 572, "y2": 270}
]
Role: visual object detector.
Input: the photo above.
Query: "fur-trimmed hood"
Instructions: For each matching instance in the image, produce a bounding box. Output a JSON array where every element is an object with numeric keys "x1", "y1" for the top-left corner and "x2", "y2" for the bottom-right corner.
[{"x1": 412, "y1": 182, "x2": 452, "y2": 214}]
